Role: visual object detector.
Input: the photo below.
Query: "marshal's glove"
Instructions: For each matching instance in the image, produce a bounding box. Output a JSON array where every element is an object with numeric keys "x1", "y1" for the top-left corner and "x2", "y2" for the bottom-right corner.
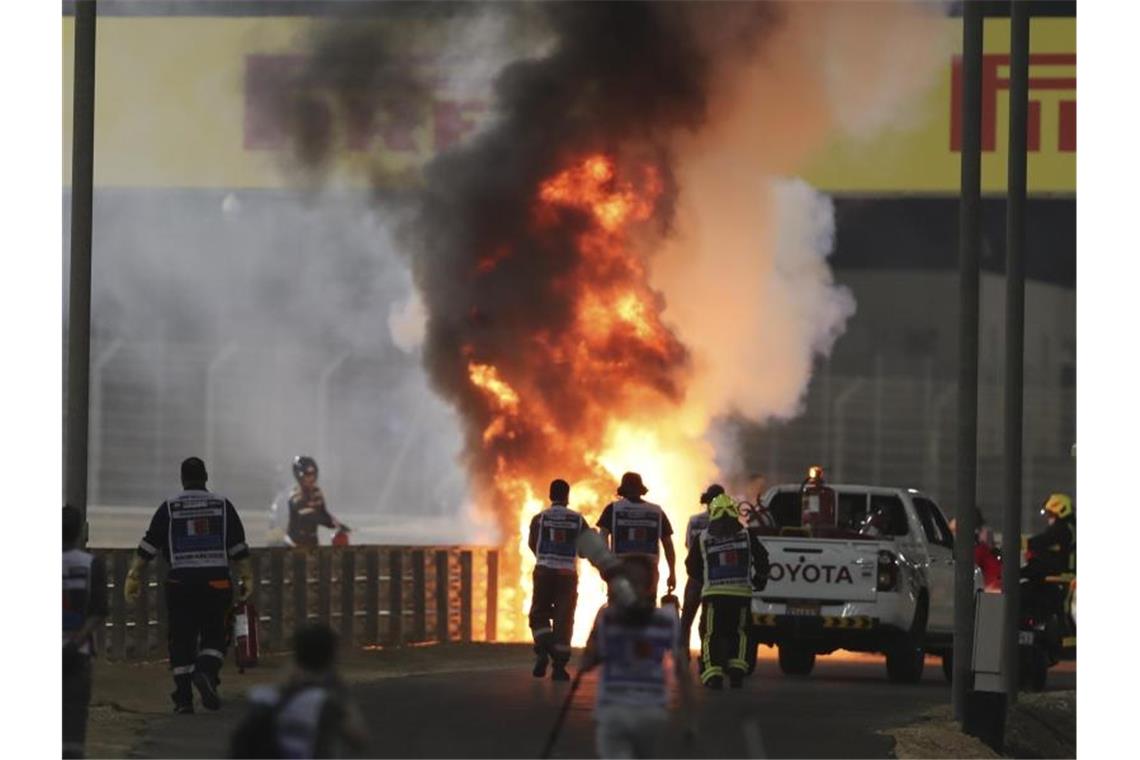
[
  {"x1": 123, "y1": 556, "x2": 147, "y2": 603},
  {"x1": 234, "y1": 558, "x2": 254, "y2": 602}
]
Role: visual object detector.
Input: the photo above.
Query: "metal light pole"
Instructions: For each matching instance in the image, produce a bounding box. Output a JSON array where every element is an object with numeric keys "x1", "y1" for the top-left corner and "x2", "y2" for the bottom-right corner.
[
  {"x1": 952, "y1": 0, "x2": 983, "y2": 722},
  {"x1": 66, "y1": 0, "x2": 97, "y2": 544},
  {"x1": 1002, "y1": 0, "x2": 1031, "y2": 700}
]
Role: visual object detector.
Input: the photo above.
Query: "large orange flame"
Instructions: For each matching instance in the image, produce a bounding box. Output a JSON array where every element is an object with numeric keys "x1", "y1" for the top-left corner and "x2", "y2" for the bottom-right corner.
[{"x1": 462, "y1": 153, "x2": 717, "y2": 645}]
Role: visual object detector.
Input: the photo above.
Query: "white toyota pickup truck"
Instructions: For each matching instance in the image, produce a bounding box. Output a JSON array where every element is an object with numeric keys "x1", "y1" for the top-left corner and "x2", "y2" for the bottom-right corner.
[{"x1": 750, "y1": 483, "x2": 975, "y2": 683}]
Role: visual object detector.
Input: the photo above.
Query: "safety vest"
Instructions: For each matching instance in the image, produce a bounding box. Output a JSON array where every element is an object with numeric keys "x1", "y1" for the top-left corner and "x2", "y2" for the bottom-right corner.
[
  {"x1": 685, "y1": 512, "x2": 709, "y2": 552},
  {"x1": 535, "y1": 506, "x2": 584, "y2": 571},
  {"x1": 167, "y1": 490, "x2": 229, "y2": 571},
  {"x1": 63, "y1": 549, "x2": 95, "y2": 655},
  {"x1": 699, "y1": 529, "x2": 753, "y2": 598},
  {"x1": 610, "y1": 500, "x2": 664, "y2": 558},
  {"x1": 595, "y1": 607, "x2": 678, "y2": 710}
]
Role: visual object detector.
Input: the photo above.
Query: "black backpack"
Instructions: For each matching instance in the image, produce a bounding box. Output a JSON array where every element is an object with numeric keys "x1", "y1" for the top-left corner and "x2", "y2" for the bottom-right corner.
[{"x1": 229, "y1": 685, "x2": 311, "y2": 759}]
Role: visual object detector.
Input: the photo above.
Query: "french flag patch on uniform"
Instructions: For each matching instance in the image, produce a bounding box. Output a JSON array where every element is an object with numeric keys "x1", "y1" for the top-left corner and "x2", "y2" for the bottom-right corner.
[
  {"x1": 720, "y1": 550, "x2": 739, "y2": 566},
  {"x1": 630, "y1": 527, "x2": 647, "y2": 542},
  {"x1": 551, "y1": 529, "x2": 566, "y2": 544},
  {"x1": 187, "y1": 517, "x2": 211, "y2": 536}
]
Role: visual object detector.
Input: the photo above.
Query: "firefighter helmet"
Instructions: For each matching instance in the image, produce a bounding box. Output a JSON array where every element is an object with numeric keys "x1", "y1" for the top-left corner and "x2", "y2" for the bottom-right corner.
[
  {"x1": 1042, "y1": 493, "x2": 1073, "y2": 520},
  {"x1": 293, "y1": 455, "x2": 319, "y2": 482},
  {"x1": 709, "y1": 493, "x2": 739, "y2": 521}
]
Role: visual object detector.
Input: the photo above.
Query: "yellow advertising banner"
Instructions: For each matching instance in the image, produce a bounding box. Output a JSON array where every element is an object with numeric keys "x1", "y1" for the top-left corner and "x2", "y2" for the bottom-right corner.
[{"x1": 63, "y1": 15, "x2": 1074, "y2": 194}]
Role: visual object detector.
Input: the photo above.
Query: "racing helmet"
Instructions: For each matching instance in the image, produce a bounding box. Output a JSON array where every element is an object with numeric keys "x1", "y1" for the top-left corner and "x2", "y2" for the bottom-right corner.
[
  {"x1": 708, "y1": 493, "x2": 740, "y2": 521},
  {"x1": 293, "y1": 455, "x2": 319, "y2": 482},
  {"x1": 1042, "y1": 493, "x2": 1073, "y2": 520}
]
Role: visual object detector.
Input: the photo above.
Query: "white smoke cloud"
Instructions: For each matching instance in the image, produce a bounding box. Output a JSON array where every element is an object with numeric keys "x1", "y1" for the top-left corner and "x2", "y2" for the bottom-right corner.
[
  {"x1": 387, "y1": 289, "x2": 427, "y2": 352},
  {"x1": 653, "y1": 0, "x2": 947, "y2": 473}
]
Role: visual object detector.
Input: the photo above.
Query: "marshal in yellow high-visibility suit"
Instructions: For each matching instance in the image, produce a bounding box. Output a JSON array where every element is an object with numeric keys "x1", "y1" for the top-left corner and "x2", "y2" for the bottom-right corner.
[{"x1": 685, "y1": 494, "x2": 769, "y2": 690}]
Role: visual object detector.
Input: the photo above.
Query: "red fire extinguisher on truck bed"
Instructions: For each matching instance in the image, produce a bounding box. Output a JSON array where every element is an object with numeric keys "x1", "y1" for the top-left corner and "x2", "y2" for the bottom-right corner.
[
  {"x1": 232, "y1": 599, "x2": 260, "y2": 673},
  {"x1": 801, "y1": 465, "x2": 837, "y2": 531}
]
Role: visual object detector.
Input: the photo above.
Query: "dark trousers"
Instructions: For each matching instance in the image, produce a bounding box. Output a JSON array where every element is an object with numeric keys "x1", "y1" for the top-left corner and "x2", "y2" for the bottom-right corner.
[
  {"x1": 63, "y1": 655, "x2": 92, "y2": 758},
  {"x1": 166, "y1": 580, "x2": 232, "y2": 701},
  {"x1": 529, "y1": 567, "x2": 578, "y2": 666},
  {"x1": 700, "y1": 595, "x2": 751, "y2": 683}
]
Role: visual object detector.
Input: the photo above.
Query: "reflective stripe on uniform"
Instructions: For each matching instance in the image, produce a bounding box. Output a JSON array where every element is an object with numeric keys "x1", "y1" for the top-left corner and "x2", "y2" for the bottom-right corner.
[
  {"x1": 731, "y1": 607, "x2": 748, "y2": 670},
  {"x1": 700, "y1": 603, "x2": 715, "y2": 675},
  {"x1": 199, "y1": 648, "x2": 225, "y2": 661},
  {"x1": 172, "y1": 665, "x2": 195, "y2": 675},
  {"x1": 700, "y1": 666, "x2": 724, "y2": 683},
  {"x1": 228, "y1": 542, "x2": 248, "y2": 557},
  {"x1": 138, "y1": 539, "x2": 158, "y2": 557}
]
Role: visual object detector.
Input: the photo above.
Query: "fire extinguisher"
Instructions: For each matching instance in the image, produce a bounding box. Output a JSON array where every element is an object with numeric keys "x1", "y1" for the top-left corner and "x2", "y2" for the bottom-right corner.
[
  {"x1": 332, "y1": 524, "x2": 352, "y2": 548},
  {"x1": 801, "y1": 465, "x2": 837, "y2": 530},
  {"x1": 232, "y1": 599, "x2": 260, "y2": 673}
]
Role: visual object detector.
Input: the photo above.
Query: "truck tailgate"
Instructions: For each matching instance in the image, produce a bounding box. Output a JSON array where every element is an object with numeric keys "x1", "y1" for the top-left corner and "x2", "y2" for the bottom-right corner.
[{"x1": 759, "y1": 537, "x2": 880, "y2": 603}]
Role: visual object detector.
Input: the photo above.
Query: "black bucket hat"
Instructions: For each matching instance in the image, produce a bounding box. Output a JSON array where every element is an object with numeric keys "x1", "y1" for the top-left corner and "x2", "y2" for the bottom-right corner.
[{"x1": 617, "y1": 472, "x2": 649, "y2": 498}]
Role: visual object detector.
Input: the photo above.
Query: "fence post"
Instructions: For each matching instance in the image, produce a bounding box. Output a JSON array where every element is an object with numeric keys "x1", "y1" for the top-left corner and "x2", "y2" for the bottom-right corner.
[
  {"x1": 111, "y1": 551, "x2": 127, "y2": 661},
  {"x1": 340, "y1": 549, "x2": 355, "y2": 647},
  {"x1": 156, "y1": 562, "x2": 168, "y2": 654},
  {"x1": 365, "y1": 548, "x2": 380, "y2": 645},
  {"x1": 389, "y1": 550, "x2": 404, "y2": 645},
  {"x1": 94, "y1": 551, "x2": 108, "y2": 655},
  {"x1": 318, "y1": 549, "x2": 332, "y2": 627},
  {"x1": 135, "y1": 562, "x2": 151, "y2": 660},
  {"x1": 412, "y1": 550, "x2": 426, "y2": 641},
  {"x1": 435, "y1": 550, "x2": 450, "y2": 643},
  {"x1": 485, "y1": 550, "x2": 498, "y2": 642},
  {"x1": 459, "y1": 551, "x2": 473, "y2": 642},
  {"x1": 247, "y1": 551, "x2": 261, "y2": 607},
  {"x1": 270, "y1": 549, "x2": 285, "y2": 651},
  {"x1": 292, "y1": 552, "x2": 308, "y2": 629}
]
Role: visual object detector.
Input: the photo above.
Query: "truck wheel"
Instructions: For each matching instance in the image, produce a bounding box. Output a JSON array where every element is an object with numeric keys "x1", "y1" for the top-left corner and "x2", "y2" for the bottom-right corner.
[
  {"x1": 778, "y1": 643, "x2": 816, "y2": 676},
  {"x1": 886, "y1": 594, "x2": 927, "y2": 684}
]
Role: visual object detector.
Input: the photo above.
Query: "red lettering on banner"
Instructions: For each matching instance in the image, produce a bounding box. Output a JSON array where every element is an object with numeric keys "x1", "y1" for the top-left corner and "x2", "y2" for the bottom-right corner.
[
  {"x1": 1058, "y1": 100, "x2": 1076, "y2": 151},
  {"x1": 950, "y1": 53, "x2": 1075, "y2": 153}
]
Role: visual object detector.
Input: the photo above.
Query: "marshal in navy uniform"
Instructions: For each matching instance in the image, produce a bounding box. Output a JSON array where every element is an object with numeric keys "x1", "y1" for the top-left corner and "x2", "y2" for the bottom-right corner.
[
  {"x1": 596, "y1": 472, "x2": 677, "y2": 596},
  {"x1": 527, "y1": 478, "x2": 585, "y2": 681},
  {"x1": 63, "y1": 505, "x2": 108, "y2": 759},
  {"x1": 125, "y1": 457, "x2": 252, "y2": 713}
]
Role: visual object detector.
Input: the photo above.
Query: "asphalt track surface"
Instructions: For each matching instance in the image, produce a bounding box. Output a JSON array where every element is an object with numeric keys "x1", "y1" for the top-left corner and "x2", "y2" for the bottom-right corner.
[{"x1": 134, "y1": 651, "x2": 1076, "y2": 759}]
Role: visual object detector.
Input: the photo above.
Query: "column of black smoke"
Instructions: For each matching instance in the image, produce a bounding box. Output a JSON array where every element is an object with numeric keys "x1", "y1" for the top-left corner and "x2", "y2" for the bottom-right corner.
[{"x1": 283, "y1": 2, "x2": 779, "y2": 537}]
